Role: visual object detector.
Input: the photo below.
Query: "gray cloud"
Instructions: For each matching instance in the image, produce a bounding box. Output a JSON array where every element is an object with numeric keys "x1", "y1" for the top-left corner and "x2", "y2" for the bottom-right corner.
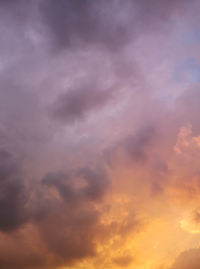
[
  {"x1": 39, "y1": 0, "x2": 190, "y2": 51},
  {"x1": 121, "y1": 125, "x2": 156, "y2": 162},
  {"x1": 0, "y1": 0, "x2": 199, "y2": 268},
  {"x1": 0, "y1": 160, "x2": 111, "y2": 267},
  {"x1": 51, "y1": 81, "x2": 114, "y2": 124},
  {"x1": 0, "y1": 253, "x2": 45, "y2": 269},
  {"x1": 36, "y1": 166, "x2": 110, "y2": 265},
  {"x1": 39, "y1": 0, "x2": 132, "y2": 51},
  {"x1": 42, "y1": 166, "x2": 109, "y2": 204},
  {"x1": 105, "y1": 125, "x2": 157, "y2": 165},
  {"x1": 0, "y1": 149, "x2": 29, "y2": 232}
]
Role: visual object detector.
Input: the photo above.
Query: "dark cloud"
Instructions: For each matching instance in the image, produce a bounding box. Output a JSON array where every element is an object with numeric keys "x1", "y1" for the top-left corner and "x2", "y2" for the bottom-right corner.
[
  {"x1": 36, "y1": 166, "x2": 110, "y2": 265},
  {"x1": 170, "y1": 248, "x2": 200, "y2": 269},
  {"x1": 121, "y1": 126, "x2": 156, "y2": 162},
  {"x1": 42, "y1": 166, "x2": 109, "y2": 204},
  {"x1": 0, "y1": 143, "x2": 112, "y2": 267},
  {"x1": 19, "y1": 166, "x2": 141, "y2": 268},
  {"x1": 105, "y1": 125, "x2": 157, "y2": 165},
  {"x1": 39, "y1": 0, "x2": 190, "y2": 51},
  {"x1": 38, "y1": 206, "x2": 99, "y2": 264},
  {"x1": 0, "y1": 162, "x2": 111, "y2": 267},
  {"x1": 51, "y1": 82, "x2": 114, "y2": 124},
  {"x1": 0, "y1": 0, "x2": 198, "y2": 268},
  {"x1": 0, "y1": 149, "x2": 29, "y2": 232},
  {"x1": 39, "y1": 0, "x2": 131, "y2": 50},
  {"x1": 0, "y1": 253, "x2": 45, "y2": 269}
]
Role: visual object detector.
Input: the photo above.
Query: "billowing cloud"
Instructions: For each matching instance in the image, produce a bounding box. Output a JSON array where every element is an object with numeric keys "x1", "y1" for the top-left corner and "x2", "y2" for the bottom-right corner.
[{"x1": 1, "y1": 0, "x2": 200, "y2": 269}]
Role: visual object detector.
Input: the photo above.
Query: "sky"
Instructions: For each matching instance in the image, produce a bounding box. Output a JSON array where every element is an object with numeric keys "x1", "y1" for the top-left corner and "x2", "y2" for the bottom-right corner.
[{"x1": 1, "y1": 1, "x2": 200, "y2": 269}]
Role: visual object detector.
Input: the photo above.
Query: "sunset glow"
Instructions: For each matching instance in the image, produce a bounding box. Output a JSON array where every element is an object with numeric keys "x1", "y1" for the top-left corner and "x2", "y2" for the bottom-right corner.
[{"x1": 1, "y1": 1, "x2": 200, "y2": 269}]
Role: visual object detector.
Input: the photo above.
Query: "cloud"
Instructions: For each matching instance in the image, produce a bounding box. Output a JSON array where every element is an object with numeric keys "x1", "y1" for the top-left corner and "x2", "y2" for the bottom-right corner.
[
  {"x1": 120, "y1": 125, "x2": 156, "y2": 162},
  {"x1": 39, "y1": 0, "x2": 132, "y2": 50},
  {"x1": 0, "y1": 253, "x2": 45, "y2": 269},
  {"x1": 51, "y1": 81, "x2": 114, "y2": 124},
  {"x1": 0, "y1": 149, "x2": 29, "y2": 232},
  {"x1": 105, "y1": 125, "x2": 157, "y2": 165},
  {"x1": 0, "y1": 161, "x2": 113, "y2": 268},
  {"x1": 42, "y1": 166, "x2": 110, "y2": 204},
  {"x1": 39, "y1": 0, "x2": 190, "y2": 51},
  {"x1": 0, "y1": 0, "x2": 200, "y2": 269},
  {"x1": 36, "y1": 166, "x2": 110, "y2": 264},
  {"x1": 113, "y1": 254, "x2": 134, "y2": 267},
  {"x1": 175, "y1": 87, "x2": 200, "y2": 134},
  {"x1": 170, "y1": 248, "x2": 200, "y2": 269}
]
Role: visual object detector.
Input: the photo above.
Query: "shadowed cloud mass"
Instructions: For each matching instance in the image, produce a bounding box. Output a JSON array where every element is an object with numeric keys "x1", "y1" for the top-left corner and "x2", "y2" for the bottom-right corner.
[{"x1": 1, "y1": 0, "x2": 200, "y2": 269}]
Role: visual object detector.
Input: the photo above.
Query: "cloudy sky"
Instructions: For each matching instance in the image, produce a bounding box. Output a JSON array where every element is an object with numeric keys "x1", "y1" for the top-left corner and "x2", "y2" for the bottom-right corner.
[{"x1": 1, "y1": 0, "x2": 200, "y2": 268}]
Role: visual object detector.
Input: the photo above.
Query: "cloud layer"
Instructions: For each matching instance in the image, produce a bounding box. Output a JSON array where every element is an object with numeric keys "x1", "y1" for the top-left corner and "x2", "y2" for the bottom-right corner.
[{"x1": 1, "y1": 0, "x2": 200, "y2": 268}]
